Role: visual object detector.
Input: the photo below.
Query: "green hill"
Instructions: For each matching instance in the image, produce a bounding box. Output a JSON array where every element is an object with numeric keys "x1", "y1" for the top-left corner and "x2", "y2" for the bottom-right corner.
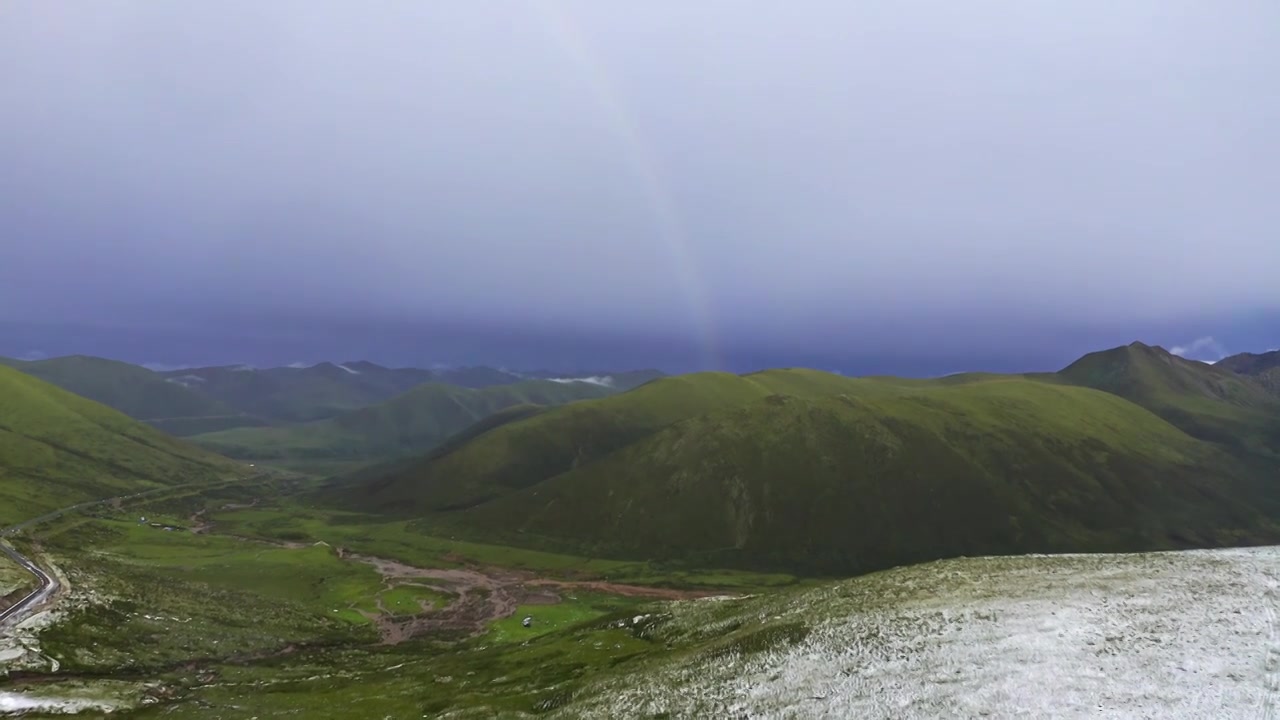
[
  {"x1": 1217, "y1": 350, "x2": 1280, "y2": 395},
  {"x1": 11, "y1": 355, "x2": 232, "y2": 419},
  {"x1": 3, "y1": 355, "x2": 268, "y2": 436},
  {"x1": 0, "y1": 365, "x2": 243, "y2": 525},
  {"x1": 1058, "y1": 342, "x2": 1280, "y2": 456},
  {"x1": 349, "y1": 370, "x2": 881, "y2": 511},
  {"x1": 189, "y1": 379, "x2": 616, "y2": 465},
  {"x1": 332, "y1": 365, "x2": 1280, "y2": 575}
]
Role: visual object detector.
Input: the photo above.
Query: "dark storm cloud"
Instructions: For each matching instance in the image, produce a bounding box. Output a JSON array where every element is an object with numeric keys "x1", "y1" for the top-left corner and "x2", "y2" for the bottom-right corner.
[{"x1": 2, "y1": 1, "x2": 1278, "y2": 371}]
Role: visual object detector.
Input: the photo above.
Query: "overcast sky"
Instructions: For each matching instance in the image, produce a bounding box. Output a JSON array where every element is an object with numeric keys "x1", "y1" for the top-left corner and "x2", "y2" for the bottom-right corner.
[{"x1": 2, "y1": 1, "x2": 1277, "y2": 373}]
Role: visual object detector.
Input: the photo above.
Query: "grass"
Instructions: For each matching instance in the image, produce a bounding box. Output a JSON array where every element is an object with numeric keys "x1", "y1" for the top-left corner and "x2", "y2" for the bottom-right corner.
[
  {"x1": 12, "y1": 544, "x2": 1270, "y2": 717},
  {"x1": 378, "y1": 585, "x2": 451, "y2": 615},
  {"x1": 0, "y1": 553, "x2": 33, "y2": 599},
  {"x1": 327, "y1": 364, "x2": 1280, "y2": 576},
  {"x1": 1059, "y1": 341, "x2": 1280, "y2": 457},
  {"x1": 484, "y1": 592, "x2": 641, "y2": 644},
  {"x1": 188, "y1": 379, "x2": 615, "y2": 465},
  {"x1": 8, "y1": 344, "x2": 1280, "y2": 717},
  {"x1": 0, "y1": 479, "x2": 779, "y2": 718},
  {"x1": 28, "y1": 524, "x2": 376, "y2": 675},
  {"x1": 94, "y1": 522, "x2": 384, "y2": 622},
  {"x1": 6, "y1": 355, "x2": 234, "y2": 424},
  {"x1": 0, "y1": 365, "x2": 247, "y2": 526},
  {"x1": 205, "y1": 502, "x2": 796, "y2": 591}
]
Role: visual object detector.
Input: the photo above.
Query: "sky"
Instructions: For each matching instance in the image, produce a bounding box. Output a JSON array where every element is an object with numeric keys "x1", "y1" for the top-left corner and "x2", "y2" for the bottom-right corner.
[{"x1": 2, "y1": 1, "x2": 1278, "y2": 374}]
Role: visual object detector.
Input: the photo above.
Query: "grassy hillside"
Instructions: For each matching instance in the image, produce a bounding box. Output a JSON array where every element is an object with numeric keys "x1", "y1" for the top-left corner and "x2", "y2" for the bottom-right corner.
[
  {"x1": 1217, "y1": 350, "x2": 1280, "y2": 395},
  {"x1": 3, "y1": 355, "x2": 269, "y2": 436},
  {"x1": 333, "y1": 367, "x2": 1280, "y2": 575},
  {"x1": 189, "y1": 380, "x2": 615, "y2": 464},
  {"x1": 346, "y1": 371, "x2": 854, "y2": 512},
  {"x1": 0, "y1": 365, "x2": 243, "y2": 525},
  {"x1": 9, "y1": 355, "x2": 230, "y2": 420},
  {"x1": 1059, "y1": 342, "x2": 1280, "y2": 456}
]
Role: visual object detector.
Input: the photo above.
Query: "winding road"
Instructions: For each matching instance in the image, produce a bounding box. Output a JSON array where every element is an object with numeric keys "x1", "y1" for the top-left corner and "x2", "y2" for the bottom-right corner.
[
  {"x1": 0, "y1": 475, "x2": 265, "y2": 629},
  {"x1": 0, "y1": 542, "x2": 57, "y2": 626}
]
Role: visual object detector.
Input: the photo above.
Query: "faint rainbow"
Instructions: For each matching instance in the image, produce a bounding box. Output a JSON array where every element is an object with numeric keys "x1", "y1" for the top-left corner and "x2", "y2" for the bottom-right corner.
[{"x1": 527, "y1": 0, "x2": 721, "y2": 370}]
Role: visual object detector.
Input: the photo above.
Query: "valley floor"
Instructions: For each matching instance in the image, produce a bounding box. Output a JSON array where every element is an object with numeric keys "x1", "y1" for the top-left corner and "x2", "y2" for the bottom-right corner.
[
  {"x1": 568, "y1": 548, "x2": 1280, "y2": 719},
  {"x1": 3, "y1": 477, "x2": 1279, "y2": 718}
]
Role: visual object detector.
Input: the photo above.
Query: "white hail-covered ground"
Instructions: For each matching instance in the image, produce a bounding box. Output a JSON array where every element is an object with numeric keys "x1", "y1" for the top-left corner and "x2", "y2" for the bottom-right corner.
[{"x1": 568, "y1": 547, "x2": 1280, "y2": 719}]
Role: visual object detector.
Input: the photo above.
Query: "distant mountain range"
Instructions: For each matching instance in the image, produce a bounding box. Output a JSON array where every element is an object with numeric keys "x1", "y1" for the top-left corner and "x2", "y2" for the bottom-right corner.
[
  {"x1": 0, "y1": 355, "x2": 664, "y2": 435},
  {"x1": 188, "y1": 379, "x2": 617, "y2": 466},
  {"x1": 328, "y1": 341, "x2": 1280, "y2": 576}
]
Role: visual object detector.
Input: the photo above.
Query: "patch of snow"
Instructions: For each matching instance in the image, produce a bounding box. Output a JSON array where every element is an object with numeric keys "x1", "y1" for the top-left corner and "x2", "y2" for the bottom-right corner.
[
  {"x1": 165, "y1": 375, "x2": 206, "y2": 386},
  {"x1": 546, "y1": 376, "x2": 615, "y2": 387},
  {"x1": 0, "y1": 692, "x2": 118, "y2": 714},
  {"x1": 566, "y1": 547, "x2": 1280, "y2": 719},
  {"x1": 337, "y1": 364, "x2": 361, "y2": 375}
]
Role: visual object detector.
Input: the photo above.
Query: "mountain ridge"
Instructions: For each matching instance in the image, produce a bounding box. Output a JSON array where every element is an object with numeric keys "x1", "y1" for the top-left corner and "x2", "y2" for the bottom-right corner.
[
  {"x1": 328, "y1": 342, "x2": 1280, "y2": 575},
  {"x1": 188, "y1": 378, "x2": 618, "y2": 465},
  {"x1": 2, "y1": 354, "x2": 665, "y2": 434}
]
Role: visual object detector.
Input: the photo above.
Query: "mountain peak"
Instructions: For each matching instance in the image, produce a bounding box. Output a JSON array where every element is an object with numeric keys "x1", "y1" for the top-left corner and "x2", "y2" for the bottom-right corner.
[{"x1": 1216, "y1": 349, "x2": 1280, "y2": 376}]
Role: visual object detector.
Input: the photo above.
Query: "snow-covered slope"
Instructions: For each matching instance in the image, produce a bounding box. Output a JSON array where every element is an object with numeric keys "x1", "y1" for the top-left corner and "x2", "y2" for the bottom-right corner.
[{"x1": 566, "y1": 548, "x2": 1280, "y2": 719}]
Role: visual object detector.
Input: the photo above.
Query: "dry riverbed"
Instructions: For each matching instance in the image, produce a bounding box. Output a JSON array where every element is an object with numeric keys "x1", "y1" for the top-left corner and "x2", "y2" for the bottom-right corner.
[{"x1": 349, "y1": 552, "x2": 718, "y2": 644}]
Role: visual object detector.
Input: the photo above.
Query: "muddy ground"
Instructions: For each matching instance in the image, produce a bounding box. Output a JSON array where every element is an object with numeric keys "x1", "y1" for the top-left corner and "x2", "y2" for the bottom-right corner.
[{"x1": 349, "y1": 553, "x2": 720, "y2": 644}]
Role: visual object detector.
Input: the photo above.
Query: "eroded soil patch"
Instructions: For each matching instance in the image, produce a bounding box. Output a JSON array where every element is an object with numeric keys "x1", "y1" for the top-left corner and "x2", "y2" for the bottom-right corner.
[{"x1": 349, "y1": 553, "x2": 718, "y2": 645}]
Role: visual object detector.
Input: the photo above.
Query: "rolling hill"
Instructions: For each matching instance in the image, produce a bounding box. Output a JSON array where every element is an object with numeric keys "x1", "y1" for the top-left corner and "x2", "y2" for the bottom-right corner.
[
  {"x1": 1058, "y1": 342, "x2": 1280, "y2": 456},
  {"x1": 331, "y1": 356, "x2": 1280, "y2": 575},
  {"x1": 2, "y1": 356, "x2": 259, "y2": 432},
  {"x1": 1, "y1": 356, "x2": 268, "y2": 436},
  {"x1": 188, "y1": 379, "x2": 616, "y2": 465},
  {"x1": 0, "y1": 365, "x2": 244, "y2": 525},
  {"x1": 1217, "y1": 349, "x2": 1280, "y2": 394}
]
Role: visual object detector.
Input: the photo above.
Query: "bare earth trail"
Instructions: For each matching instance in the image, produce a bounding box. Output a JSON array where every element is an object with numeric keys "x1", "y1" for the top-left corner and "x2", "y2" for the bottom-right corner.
[{"x1": 347, "y1": 553, "x2": 721, "y2": 644}]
